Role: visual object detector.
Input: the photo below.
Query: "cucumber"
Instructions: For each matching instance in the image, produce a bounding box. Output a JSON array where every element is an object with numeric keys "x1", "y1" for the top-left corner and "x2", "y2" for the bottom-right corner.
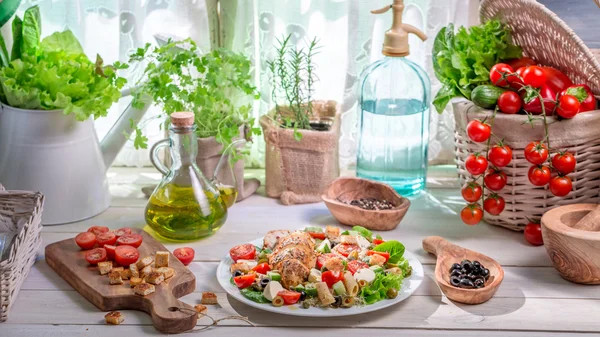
[
  {"x1": 305, "y1": 226, "x2": 323, "y2": 233},
  {"x1": 471, "y1": 85, "x2": 507, "y2": 109},
  {"x1": 267, "y1": 271, "x2": 281, "y2": 282},
  {"x1": 295, "y1": 284, "x2": 305, "y2": 292},
  {"x1": 304, "y1": 283, "x2": 318, "y2": 297},
  {"x1": 316, "y1": 239, "x2": 331, "y2": 253},
  {"x1": 333, "y1": 280, "x2": 347, "y2": 296}
]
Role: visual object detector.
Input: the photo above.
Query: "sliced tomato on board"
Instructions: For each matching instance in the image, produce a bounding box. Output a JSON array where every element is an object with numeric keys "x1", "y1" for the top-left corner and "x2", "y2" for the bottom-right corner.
[
  {"x1": 85, "y1": 248, "x2": 107, "y2": 265},
  {"x1": 114, "y1": 245, "x2": 140, "y2": 266},
  {"x1": 277, "y1": 290, "x2": 301, "y2": 305},
  {"x1": 75, "y1": 232, "x2": 96, "y2": 250},
  {"x1": 233, "y1": 274, "x2": 256, "y2": 289},
  {"x1": 105, "y1": 244, "x2": 117, "y2": 261},
  {"x1": 321, "y1": 270, "x2": 345, "y2": 288},
  {"x1": 307, "y1": 232, "x2": 326, "y2": 240},
  {"x1": 113, "y1": 227, "x2": 132, "y2": 237},
  {"x1": 174, "y1": 247, "x2": 195, "y2": 266},
  {"x1": 347, "y1": 260, "x2": 369, "y2": 275},
  {"x1": 96, "y1": 232, "x2": 117, "y2": 247},
  {"x1": 367, "y1": 250, "x2": 390, "y2": 263},
  {"x1": 116, "y1": 233, "x2": 143, "y2": 248},
  {"x1": 87, "y1": 226, "x2": 109, "y2": 236},
  {"x1": 229, "y1": 243, "x2": 256, "y2": 262},
  {"x1": 334, "y1": 244, "x2": 360, "y2": 257},
  {"x1": 252, "y1": 262, "x2": 271, "y2": 275}
]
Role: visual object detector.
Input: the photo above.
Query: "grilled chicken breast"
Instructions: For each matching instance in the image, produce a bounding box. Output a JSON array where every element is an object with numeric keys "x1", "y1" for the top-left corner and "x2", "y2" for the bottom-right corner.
[
  {"x1": 269, "y1": 244, "x2": 317, "y2": 271},
  {"x1": 267, "y1": 231, "x2": 317, "y2": 289},
  {"x1": 263, "y1": 229, "x2": 291, "y2": 250},
  {"x1": 279, "y1": 259, "x2": 310, "y2": 289},
  {"x1": 274, "y1": 232, "x2": 315, "y2": 251}
]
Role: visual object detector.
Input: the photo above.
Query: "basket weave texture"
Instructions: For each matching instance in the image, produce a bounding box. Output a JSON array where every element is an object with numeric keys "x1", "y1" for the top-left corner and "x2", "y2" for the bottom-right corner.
[
  {"x1": 260, "y1": 100, "x2": 340, "y2": 205},
  {"x1": 0, "y1": 185, "x2": 44, "y2": 322},
  {"x1": 452, "y1": 0, "x2": 600, "y2": 231}
]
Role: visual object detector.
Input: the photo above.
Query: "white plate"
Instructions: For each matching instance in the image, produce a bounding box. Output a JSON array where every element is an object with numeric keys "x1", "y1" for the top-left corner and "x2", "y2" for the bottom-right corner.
[{"x1": 216, "y1": 237, "x2": 424, "y2": 317}]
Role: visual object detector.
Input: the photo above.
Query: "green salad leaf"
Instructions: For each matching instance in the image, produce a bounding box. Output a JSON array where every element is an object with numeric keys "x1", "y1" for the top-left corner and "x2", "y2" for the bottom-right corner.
[
  {"x1": 21, "y1": 5, "x2": 41, "y2": 55},
  {"x1": 10, "y1": 15, "x2": 22, "y2": 61},
  {"x1": 240, "y1": 288, "x2": 270, "y2": 303},
  {"x1": 373, "y1": 240, "x2": 405, "y2": 265},
  {"x1": 352, "y1": 226, "x2": 373, "y2": 240},
  {"x1": 41, "y1": 30, "x2": 84, "y2": 55},
  {"x1": 432, "y1": 19, "x2": 522, "y2": 113},
  {"x1": 360, "y1": 272, "x2": 404, "y2": 305}
]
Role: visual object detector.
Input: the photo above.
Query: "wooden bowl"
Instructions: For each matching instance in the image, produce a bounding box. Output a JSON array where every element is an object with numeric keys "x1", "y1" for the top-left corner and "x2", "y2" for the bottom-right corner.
[
  {"x1": 541, "y1": 204, "x2": 600, "y2": 284},
  {"x1": 423, "y1": 236, "x2": 504, "y2": 305},
  {"x1": 321, "y1": 177, "x2": 410, "y2": 231}
]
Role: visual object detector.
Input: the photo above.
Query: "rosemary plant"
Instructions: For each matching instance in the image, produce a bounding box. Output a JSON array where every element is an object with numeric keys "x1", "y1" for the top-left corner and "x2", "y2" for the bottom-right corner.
[{"x1": 266, "y1": 34, "x2": 321, "y2": 140}]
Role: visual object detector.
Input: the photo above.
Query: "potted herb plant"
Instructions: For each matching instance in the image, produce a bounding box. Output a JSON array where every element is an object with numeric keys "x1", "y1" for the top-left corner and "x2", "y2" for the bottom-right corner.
[
  {"x1": 129, "y1": 39, "x2": 261, "y2": 201},
  {"x1": 260, "y1": 35, "x2": 340, "y2": 205}
]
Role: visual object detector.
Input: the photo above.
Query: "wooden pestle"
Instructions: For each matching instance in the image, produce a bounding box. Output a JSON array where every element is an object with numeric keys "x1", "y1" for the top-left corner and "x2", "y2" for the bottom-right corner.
[{"x1": 572, "y1": 204, "x2": 600, "y2": 231}]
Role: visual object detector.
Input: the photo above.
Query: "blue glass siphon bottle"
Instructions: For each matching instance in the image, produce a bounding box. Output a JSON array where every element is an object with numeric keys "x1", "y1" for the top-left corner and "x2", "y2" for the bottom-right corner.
[{"x1": 357, "y1": 0, "x2": 431, "y2": 197}]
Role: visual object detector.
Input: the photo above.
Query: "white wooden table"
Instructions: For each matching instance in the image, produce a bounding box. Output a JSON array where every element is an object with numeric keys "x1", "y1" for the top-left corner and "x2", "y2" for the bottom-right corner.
[{"x1": 4, "y1": 168, "x2": 600, "y2": 336}]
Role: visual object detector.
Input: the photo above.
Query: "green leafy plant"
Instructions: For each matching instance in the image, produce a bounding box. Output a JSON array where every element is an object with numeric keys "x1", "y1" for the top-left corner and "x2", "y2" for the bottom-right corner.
[
  {"x1": 266, "y1": 34, "x2": 321, "y2": 140},
  {"x1": 129, "y1": 38, "x2": 260, "y2": 155},
  {"x1": 0, "y1": 6, "x2": 128, "y2": 120},
  {"x1": 432, "y1": 19, "x2": 522, "y2": 113}
]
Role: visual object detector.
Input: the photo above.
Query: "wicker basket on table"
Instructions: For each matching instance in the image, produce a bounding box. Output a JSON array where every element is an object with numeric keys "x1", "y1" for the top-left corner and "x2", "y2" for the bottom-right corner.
[
  {"x1": 0, "y1": 184, "x2": 44, "y2": 322},
  {"x1": 453, "y1": 0, "x2": 600, "y2": 231}
]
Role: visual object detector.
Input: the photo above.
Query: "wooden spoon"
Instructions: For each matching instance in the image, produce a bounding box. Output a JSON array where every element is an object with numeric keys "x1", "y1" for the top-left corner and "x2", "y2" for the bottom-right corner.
[
  {"x1": 571, "y1": 204, "x2": 600, "y2": 231},
  {"x1": 422, "y1": 236, "x2": 504, "y2": 305}
]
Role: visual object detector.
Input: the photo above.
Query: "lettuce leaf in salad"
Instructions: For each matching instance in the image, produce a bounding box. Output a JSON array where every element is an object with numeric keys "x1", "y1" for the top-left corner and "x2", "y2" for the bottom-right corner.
[
  {"x1": 373, "y1": 240, "x2": 405, "y2": 265},
  {"x1": 351, "y1": 226, "x2": 373, "y2": 241},
  {"x1": 360, "y1": 272, "x2": 404, "y2": 305}
]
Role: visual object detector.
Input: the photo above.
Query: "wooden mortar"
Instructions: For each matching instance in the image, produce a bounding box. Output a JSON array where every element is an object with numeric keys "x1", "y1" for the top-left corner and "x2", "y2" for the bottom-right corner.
[{"x1": 541, "y1": 204, "x2": 600, "y2": 284}]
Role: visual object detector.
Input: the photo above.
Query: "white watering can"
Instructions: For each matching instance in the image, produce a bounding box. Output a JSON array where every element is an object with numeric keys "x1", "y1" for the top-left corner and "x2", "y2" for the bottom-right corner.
[{"x1": 0, "y1": 88, "x2": 150, "y2": 224}]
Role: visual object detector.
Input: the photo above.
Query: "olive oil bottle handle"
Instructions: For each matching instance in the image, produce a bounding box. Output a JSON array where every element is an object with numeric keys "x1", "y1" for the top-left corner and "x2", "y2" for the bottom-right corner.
[{"x1": 150, "y1": 139, "x2": 171, "y2": 176}]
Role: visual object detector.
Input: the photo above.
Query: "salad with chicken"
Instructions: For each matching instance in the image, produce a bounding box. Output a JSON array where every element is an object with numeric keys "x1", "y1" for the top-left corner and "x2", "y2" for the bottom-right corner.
[{"x1": 228, "y1": 225, "x2": 412, "y2": 308}]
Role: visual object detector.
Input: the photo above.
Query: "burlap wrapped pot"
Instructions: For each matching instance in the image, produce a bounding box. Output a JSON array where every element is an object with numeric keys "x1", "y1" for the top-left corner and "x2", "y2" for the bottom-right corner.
[
  {"x1": 260, "y1": 100, "x2": 340, "y2": 205},
  {"x1": 454, "y1": 99, "x2": 600, "y2": 231}
]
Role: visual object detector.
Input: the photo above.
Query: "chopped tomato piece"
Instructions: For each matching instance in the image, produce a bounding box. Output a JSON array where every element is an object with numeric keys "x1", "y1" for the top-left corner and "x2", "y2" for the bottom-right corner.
[
  {"x1": 277, "y1": 290, "x2": 301, "y2": 305},
  {"x1": 85, "y1": 248, "x2": 107, "y2": 265},
  {"x1": 317, "y1": 253, "x2": 338, "y2": 270},
  {"x1": 372, "y1": 238, "x2": 385, "y2": 245},
  {"x1": 233, "y1": 274, "x2": 256, "y2": 289},
  {"x1": 229, "y1": 243, "x2": 256, "y2": 262},
  {"x1": 252, "y1": 262, "x2": 271, "y2": 275},
  {"x1": 105, "y1": 244, "x2": 117, "y2": 260},
  {"x1": 367, "y1": 250, "x2": 390, "y2": 263},
  {"x1": 96, "y1": 232, "x2": 117, "y2": 247},
  {"x1": 334, "y1": 244, "x2": 360, "y2": 257},
  {"x1": 113, "y1": 227, "x2": 132, "y2": 237},
  {"x1": 116, "y1": 233, "x2": 143, "y2": 248},
  {"x1": 308, "y1": 232, "x2": 326, "y2": 240},
  {"x1": 87, "y1": 226, "x2": 109, "y2": 236},
  {"x1": 114, "y1": 245, "x2": 139, "y2": 266},
  {"x1": 321, "y1": 270, "x2": 344, "y2": 288},
  {"x1": 347, "y1": 260, "x2": 369, "y2": 275},
  {"x1": 75, "y1": 232, "x2": 96, "y2": 250},
  {"x1": 174, "y1": 247, "x2": 195, "y2": 266}
]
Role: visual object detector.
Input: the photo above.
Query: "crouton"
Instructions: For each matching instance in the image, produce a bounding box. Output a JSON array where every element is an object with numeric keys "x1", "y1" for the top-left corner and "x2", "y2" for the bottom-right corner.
[
  {"x1": 325, "y1": 225, "x2": 341, "y2": 241},
  {"x1": 121, "y1": 269, "x2": 132, "y2": 280},
  {"x1": 129, "y1": 263, "x2": 140, "y2": 278},
  {"x1": 323, "y1": 256, "x2": 345, "y2": 272},
  {"x1": 140, "y1": 265, "x2": 152, "y2": 278},
  {"x1": 155, "y1": 251, "x2": 169, "y2": 268},
  {"x1": 201, "y1": 292, "x2": 218, "y2": 305},
  {"x1": 136, "y1": 256, "x2": 154, "y2": 270},
  {"x1": 104, "y1": 311, "x2": 124, "y2": 325},
  {"x1": 340, "y1": 235, "x2": 357, "y2": 245},
  {"x1": 129, "y1": 277, "x2": 144, "y2": 288},
  {"x1": 146, "y1": 271, "x2": 164, "y2": 285},
  {"x1": 230, "y1": 262, "x2": 250, "y2": 274},
  {"x1": 110, "y1": 267, "x2": 124, "y2": 273},
  {"x1": 98, "y1": 261, "x2": 113, "y2": 275},
  {"x1": 194, "y1": 304, "x2": 208, "y2": 316},
  {"x1": 154, "y1": 267, "x2": 175, "y2": 279},
  {"x1": 133, "y1": 283, "x2": 155, "y2": 296},
  {"x1": 108, "y1": 271, "x2": 123, "y2": 285}
]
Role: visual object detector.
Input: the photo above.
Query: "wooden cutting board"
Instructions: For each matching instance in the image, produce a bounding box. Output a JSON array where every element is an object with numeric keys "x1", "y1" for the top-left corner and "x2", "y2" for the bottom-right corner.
[{"x1": 45, "y1": 229, "x2": 197, "y2": 334}]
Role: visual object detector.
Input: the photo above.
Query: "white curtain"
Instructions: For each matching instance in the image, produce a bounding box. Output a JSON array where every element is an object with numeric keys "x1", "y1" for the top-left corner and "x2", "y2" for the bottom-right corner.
[{"x1": 5, "y1": 0, "x2": 478, "y2": 169}]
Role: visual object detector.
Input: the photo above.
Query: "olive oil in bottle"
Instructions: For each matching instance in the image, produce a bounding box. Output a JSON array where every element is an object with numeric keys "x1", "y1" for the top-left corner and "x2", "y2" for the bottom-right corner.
[
  {"x1": 217, "y1": 184, "x2": 238, "y2": 208},
  {"x1": 145, "y1": 112, "x2": 228, "y2": 240}
]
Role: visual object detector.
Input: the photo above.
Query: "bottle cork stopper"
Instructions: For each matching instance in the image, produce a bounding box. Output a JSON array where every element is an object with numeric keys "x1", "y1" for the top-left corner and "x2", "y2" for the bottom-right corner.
[{"x1": 170, "y1": 112, "x2": 195, "y2": 128}]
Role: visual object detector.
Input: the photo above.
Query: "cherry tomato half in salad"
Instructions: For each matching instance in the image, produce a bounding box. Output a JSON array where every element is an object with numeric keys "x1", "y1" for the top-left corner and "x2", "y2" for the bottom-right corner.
[
  {"x1": 85, "y1": 248, "x2": 107, "y2": 265},
  {"x1": 335, "y1": 244, "x2": 360, "y2": 257},
  {"x1": 113, "y1": 227, "x2": 132, "y2": 237},
  {"x1": 174, "y1": 247, "x2": 195, "y2": 266},
  {"x1": 87, "y1": 226, "x2": 109, "y2": 236},
  {"x1": 321, "y1": 270, "x2": 345, "y2": 288},
  {"x1": 234, "y1": 274, "x2": 256, "y2": 289},
  {"x1": 105, "y1": 244, "x2": 117, "y2": 260},
  {"x1": 252, "y1": 262, "x2": 271, "y2": 275},
  {"x1": 307, "y1": 232, "x2": 326, "y2": 240},
  {"x1": 115, "y1": 245, "x2": 140, "y2": 266},
  {"x1": 367, "y1": 250, "x2": 390, "y2": 263},
  {"x1": 347, "y1": 260, "x2": 369, "y2": 275},
  {"x1": 229, "y1": 243, "x2": 256, "y2": 263},
  {"x1": 317, "y1": 253, "x2": 338, "y2": 270},
  {"x1": 372, "y1": 238, "x2": 385, "y2": 245},
  {"x1": 277, "y1": 290, "x2": 302, "y2": 305},
  {"x1": 96, "y1": 231, "x2": 117, "y2": 247},
  {"x1": 75, "y1": 232, "x2": 96, "y2": 250},
  {"x1": 116, "y1": 233, "x2": 143, "y2": 248}
]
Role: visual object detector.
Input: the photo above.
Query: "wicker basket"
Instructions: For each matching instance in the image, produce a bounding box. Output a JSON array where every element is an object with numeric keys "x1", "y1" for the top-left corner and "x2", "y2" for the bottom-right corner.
[
  {"x1": 452, "y1": 0, "x2": 600, "y2": 231},
  {"x1": 0, "y1": 185, "x2": 44, "y2": 322}
]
